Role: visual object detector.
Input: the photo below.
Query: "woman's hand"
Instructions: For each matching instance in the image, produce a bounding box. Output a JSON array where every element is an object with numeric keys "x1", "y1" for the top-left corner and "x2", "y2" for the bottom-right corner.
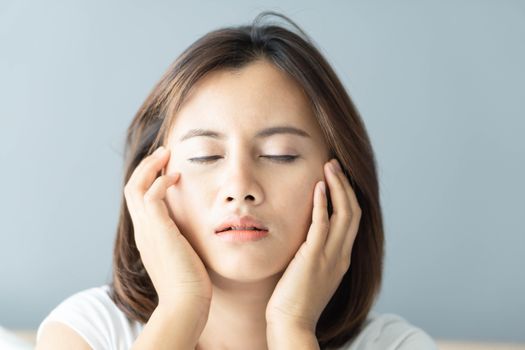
[
  {"x1": 124, "y1": 146, "x2": 212, "y2": 313},
  {"x1": 265, "y1": 158, "x2": 362, "y2": 332}
]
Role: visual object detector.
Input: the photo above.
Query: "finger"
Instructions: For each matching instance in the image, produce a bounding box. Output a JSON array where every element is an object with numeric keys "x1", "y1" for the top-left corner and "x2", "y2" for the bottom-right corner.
[
  {"x1": 330, "y1": 160, "x2": 362, "y2": 262},
  {"x1": 129, "y1": 146, "x2": 169, "y2": 193},
  {"x1": 324, "y1": 160, "x2": 353, "y2": 258},
  {"x1": 143, "y1": 172, "x2": 181, "y2": 230},
  {"x1": 129, "y1": 146, "x2": 166, "y2": 185},
  {"x1": 305, "y1": 180, "x2": 329, "y2": 253},
  {"x1": 341, "y1": 176, "x2": 361, "y2": 256},
  {"x1": 126, "y1": 146, "x2": 170, "y2": 213}
]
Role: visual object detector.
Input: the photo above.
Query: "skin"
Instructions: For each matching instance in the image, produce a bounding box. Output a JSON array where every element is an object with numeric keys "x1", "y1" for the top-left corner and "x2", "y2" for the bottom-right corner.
[{"x1": 151, "y1": 59, "x2": 361, "y2": 349}]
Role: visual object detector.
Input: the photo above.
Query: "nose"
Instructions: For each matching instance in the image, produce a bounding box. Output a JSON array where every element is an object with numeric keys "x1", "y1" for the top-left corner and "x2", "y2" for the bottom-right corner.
[{"x1": 221, "y1": 155, "x2": 263, "y2": 206}]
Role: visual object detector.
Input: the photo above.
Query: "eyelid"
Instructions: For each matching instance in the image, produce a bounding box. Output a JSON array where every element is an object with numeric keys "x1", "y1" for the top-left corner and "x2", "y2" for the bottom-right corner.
[{"x1": 187, "y1": 155, "x2": 299, "y2": 163}]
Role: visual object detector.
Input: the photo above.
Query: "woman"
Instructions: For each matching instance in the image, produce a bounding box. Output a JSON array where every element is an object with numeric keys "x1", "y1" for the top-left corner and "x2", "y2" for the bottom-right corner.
[{"x1": 36, "y1": 11, "x2": 437, "y2": 350}]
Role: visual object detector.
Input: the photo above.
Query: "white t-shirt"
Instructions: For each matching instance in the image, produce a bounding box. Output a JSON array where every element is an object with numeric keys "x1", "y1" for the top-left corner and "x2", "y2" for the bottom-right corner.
[{"x1": 36, "y1": 285, "x2": 437, "y2": 350}]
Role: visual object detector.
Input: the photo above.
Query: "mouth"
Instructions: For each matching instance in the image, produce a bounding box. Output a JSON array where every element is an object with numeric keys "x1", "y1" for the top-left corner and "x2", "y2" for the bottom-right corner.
[
  {"x1": 215, "y1": 228, "x2": 269, "y2": 242},
  {"x1": 214, "y1": 215, "x2": 269, "y2": 234},
  {"x1": 215, "y1": 226, "x2": 268, "y2": 233}
]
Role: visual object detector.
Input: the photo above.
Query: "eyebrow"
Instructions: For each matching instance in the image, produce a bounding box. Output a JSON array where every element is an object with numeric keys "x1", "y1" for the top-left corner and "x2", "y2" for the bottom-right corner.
[{"x1": 179, "y1": 125, "x2": 311, "y2": 142}]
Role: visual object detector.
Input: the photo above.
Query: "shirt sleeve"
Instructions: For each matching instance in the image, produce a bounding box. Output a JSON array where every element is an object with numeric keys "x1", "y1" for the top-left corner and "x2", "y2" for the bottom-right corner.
[
  {"x1": 36, "y1": 287, "x2": 118, "y2": 350},
  {"x1": 341, "y1": 312, "x2": 438, "y2": 350},
  {"x1": 395, "y1": 328, "x2": 438, "y2": 350}
]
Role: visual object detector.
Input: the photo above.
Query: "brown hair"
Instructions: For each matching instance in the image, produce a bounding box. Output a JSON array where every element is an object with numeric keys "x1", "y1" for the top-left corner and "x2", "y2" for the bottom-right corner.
[{"x1": 109, "y1": 10, "x2": 384, "y2": 349}]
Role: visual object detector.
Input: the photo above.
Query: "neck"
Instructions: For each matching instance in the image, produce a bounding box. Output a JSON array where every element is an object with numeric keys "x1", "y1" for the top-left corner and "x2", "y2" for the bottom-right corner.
[{"x1": 196, "y1": 268, "x2": 283, "y2": 350}]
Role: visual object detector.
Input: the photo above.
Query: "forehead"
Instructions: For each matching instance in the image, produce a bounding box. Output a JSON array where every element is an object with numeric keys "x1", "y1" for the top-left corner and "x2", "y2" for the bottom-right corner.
[{"x1": 168, "y1": 60, "x2": 323, "y2": 142}]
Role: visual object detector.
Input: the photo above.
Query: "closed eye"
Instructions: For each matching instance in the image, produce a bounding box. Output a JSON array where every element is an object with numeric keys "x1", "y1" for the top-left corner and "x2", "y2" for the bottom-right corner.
[{"x1": 188, "y1": 155, "x2": 299, "y2": 164}]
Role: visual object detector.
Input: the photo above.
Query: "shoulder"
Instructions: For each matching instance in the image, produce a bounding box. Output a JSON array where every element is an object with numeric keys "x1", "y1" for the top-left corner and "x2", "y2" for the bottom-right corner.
[
  {"x1": 339, "y1": 312, "x2": 438, "y2": 350},
  {"x1": 36, "y1": 321, "x2": 91, "y2": 350},
  {"x1": 36, "y1": 285, "x2": 143, "y2": 349}
]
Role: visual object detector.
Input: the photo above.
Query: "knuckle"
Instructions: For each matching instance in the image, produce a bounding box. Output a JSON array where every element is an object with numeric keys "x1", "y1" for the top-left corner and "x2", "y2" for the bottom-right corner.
[
  {"x1": 318, "y1": 219, "x2": 330, "y2": 231},
  {"x1": 124, "y1": 188, "x2": 134, "y2": 202},
  {"x1": 143, "y1": 191, "x2": 156, "y2": 203},
  {"x1": 338, "y1": 210, "x2": 351, "y2": 222},
  {"x1": 125, "y1": 190, "x2": 139, "y2": 203},
  {"x1": 318, "y1": 219, "x2": 328, "y2": 229}
]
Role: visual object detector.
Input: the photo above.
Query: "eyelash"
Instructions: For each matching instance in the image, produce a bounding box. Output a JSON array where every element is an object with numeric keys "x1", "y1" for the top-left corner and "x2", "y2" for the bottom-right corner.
[{"x1": 188, "y1": 155, "x2": 299, "y2": 164}]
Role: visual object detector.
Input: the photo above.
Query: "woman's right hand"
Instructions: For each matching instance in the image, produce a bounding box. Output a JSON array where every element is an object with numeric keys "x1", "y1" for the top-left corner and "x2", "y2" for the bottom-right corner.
[{"x1": 124, "y1": 145, "x2": 212, "y2": 313}]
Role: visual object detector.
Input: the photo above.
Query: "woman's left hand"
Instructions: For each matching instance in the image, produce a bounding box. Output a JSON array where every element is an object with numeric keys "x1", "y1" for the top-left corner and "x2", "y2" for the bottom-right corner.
[{"x1": 265, "y1": 158, "x2": 362, "y2": 332}]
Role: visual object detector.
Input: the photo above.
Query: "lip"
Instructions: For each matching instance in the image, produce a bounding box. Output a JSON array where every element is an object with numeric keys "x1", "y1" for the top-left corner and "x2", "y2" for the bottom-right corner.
[
  {"x1": 214, "y1": 215, "x2": 268, "y2": 234},
  {"x1": 216, "y1": 229, "x2": 269, "y2": 242}
]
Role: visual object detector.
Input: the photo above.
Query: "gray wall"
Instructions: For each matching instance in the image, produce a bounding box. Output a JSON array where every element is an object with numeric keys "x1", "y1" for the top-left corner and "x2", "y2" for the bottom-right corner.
[{"x1": 1, "y1": 0, "x2": 524, "y2": 343}]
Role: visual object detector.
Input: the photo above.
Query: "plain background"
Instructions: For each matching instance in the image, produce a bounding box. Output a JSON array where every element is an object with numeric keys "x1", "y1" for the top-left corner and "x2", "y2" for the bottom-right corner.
[{"x1": 1, "y1": 0, "x2": 524, "y2": 343}]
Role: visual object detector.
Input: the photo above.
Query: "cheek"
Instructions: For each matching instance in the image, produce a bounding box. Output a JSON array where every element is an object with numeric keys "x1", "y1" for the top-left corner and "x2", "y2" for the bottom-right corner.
[
  {"x1": 277, "y1": 181, "x2": 316, "y2": 244},
  {"x1": 165, "y1": 177, "x2": 206, "y2": 239}
]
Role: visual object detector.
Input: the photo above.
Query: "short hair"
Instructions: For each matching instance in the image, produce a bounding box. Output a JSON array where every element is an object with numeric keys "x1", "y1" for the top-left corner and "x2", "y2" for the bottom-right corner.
[{"x1": 109, "y1": 10, "x2": 384, "y2": 349}]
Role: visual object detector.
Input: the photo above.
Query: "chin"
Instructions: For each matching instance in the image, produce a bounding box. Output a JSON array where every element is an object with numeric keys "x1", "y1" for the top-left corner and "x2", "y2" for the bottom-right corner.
[{"x1": 206, "y1": 255, "x2": 287, "y2": 283}]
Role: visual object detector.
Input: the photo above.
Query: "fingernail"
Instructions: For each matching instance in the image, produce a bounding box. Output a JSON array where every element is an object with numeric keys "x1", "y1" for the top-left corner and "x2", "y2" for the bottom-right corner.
[{"x1": 320, "y1": 181, "x2": 326, "y2": 194}]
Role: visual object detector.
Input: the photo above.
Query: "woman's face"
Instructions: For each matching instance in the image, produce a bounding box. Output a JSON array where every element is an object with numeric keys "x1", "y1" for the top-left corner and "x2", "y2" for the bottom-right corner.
[{"x1": 163, "y1": 59, "x2": 330, "y2": 282}]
